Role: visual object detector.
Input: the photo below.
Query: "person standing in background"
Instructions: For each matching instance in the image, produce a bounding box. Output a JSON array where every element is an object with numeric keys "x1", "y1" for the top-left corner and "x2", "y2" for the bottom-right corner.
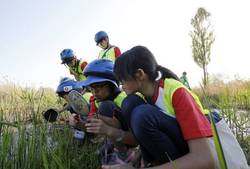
[
  {"x1": 180, "y1": 71, "x2": 191, "y2": 90},
  {"x1": 94, "y1": 31, "x2": 121, "y2": 62}
]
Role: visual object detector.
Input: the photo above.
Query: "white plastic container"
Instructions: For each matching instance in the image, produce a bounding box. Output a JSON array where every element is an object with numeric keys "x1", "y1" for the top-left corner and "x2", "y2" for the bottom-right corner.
[{"x1": 73, "y1": 129, "x2": 85, "y2": 140}]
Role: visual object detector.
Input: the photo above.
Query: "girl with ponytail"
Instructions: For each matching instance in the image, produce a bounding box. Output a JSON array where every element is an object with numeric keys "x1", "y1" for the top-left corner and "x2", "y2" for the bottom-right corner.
[{"x1": 102, "y1": 46, "x2": 215, "y2": 169}]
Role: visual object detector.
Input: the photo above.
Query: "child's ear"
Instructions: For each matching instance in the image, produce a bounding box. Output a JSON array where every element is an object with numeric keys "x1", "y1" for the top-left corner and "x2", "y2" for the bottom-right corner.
[{"x1": 135, "y1": 69, "x2": 146, "y2": 80}]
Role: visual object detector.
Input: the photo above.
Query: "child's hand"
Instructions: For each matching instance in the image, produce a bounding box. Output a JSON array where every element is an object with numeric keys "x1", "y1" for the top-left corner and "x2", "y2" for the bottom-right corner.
[
  {"x1": 68, "y1": 113, "x2": 79, "y2": 127},
  {"x1": 85, "y1": 118, "x2": 110, "y2": 135},
  {"x1": 68, "y1": 114, "x2": 86, "y2": 130}
]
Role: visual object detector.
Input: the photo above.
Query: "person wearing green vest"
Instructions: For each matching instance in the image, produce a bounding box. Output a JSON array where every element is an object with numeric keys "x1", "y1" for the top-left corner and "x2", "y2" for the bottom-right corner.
[
  {"x1": 70, "y1": 59, "x2": 138, "y2": 164},
  {"x1": 102, "y1": 46, "x2": 216, "y2": 169},
  {"x1": 94, "y1": 31, "x2": 121, "y2": 62},
  {"x1": 77, "y1": 59, "x2": 127, "y2": 127},
  {"x1": 180, "y1": 71, "x2": 191, "y2": 90},
  {"x1": 60, "y1": 49, "x2": 88, "y2": 81}
]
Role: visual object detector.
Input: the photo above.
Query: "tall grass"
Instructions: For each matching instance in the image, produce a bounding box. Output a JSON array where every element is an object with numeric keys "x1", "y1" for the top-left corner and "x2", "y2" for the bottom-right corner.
[
  {"x1": 1, "y1": 79, "x2": 249, "y2": 167},
  {"x1": 194, "y1": 79, "x2": 250, "y2": 163},
  {"x1": 0, "y1": 81, "x2": 100, "y2": 169},
  {"x1": 0, "y1": 124, "x2": 99, "y2": 169}
]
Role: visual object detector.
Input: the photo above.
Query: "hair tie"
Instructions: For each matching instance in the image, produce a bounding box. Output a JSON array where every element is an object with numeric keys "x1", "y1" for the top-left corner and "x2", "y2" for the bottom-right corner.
[{"x1": 155, "y1": 71, "x2": 162, "y2": 81}]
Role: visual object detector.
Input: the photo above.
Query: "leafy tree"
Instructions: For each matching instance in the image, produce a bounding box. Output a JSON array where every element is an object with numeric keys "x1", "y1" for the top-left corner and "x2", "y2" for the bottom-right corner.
[{"x1": 190, "y1": 7, "x2": 215, "y2": 87}]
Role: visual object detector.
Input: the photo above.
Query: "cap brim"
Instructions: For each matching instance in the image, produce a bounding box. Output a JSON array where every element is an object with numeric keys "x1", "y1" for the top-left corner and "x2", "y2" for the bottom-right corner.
[
  {"x1": 61, "y1": 57, "x2": 74, "y2": 64},
  {"x1": 78, "y1": 76, "x2": 118, "y2": 88}
]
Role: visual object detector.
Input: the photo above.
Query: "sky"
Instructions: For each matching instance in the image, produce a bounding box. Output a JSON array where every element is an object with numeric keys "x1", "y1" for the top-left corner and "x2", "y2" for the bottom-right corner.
[{"x1": 0, "y1": 0, "x2": 249, "y2": 89}]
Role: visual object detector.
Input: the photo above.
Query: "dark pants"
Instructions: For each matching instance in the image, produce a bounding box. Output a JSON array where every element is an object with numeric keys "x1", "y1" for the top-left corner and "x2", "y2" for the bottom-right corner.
[
  {"x1": 121, "y1": 94, "x2": 189, "y2": 165},
  {"x1": 98, "y1": 100, "x2": 128, "y2": 131}
]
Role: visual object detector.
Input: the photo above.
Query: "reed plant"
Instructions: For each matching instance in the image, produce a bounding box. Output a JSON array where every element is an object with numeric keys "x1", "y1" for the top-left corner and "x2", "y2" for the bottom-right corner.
[
  {"x1": 0, "y1": 81, "x2": 100, "y2": 169},
  {"x1": 194, "y1": 79, "x2": 250, "y2": 163}
]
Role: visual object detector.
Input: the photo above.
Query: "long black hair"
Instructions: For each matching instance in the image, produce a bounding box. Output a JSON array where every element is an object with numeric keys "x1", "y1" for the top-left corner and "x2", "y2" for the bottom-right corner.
[{"x1": 114, "y1": 46, "x2": 179, "y2": 82}]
